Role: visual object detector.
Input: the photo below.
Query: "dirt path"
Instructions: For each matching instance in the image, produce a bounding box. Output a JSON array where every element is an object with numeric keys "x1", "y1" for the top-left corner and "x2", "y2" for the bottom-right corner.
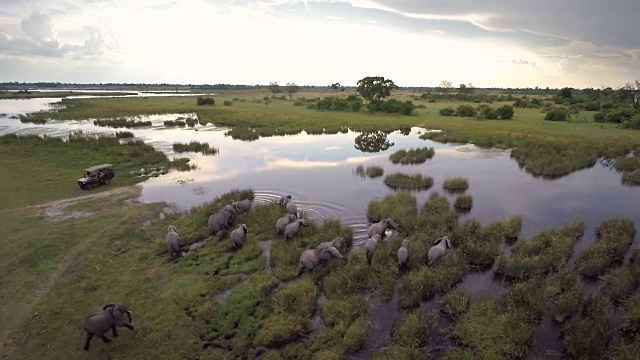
[
  {"x1": 30, "y1": 186, "x2": 141, "y2": 222},
  {"x1": 1, "y1": 186, "x2": 143, "y2": 357}
]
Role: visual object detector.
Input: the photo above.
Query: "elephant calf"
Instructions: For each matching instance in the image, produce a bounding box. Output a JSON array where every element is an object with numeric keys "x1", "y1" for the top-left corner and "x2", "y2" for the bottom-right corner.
[
  {"x1": 284, "y1": 219, "x2": 309, "y2": 240},
  {"x1": 428, "y1": 236, "x2": 452, "y2": 265},
  {"x1": 317, "y1": 236, "x2": 344, "y2": 251},
  {"x1": 231, "y1": 199, "x2": 252, "y2": 214},
  {"x1": 165, "y1": 225, "x2": 181, "y2": 260},
  {"x1": 397, "y1": 239, "x2": 409, "y2": 269},
  {"x1": 208, "y1": 206, "x2": 237, "y2": 235},
  {"x1": 279, "y1": 195, "x2": 298, "y2": 217},
  {"x1": 83, "y1": 303, "x2": 133, "y2": 351},
  {"x1": 364, "y1": 234, "x2": 381, "y2": 265},
  {"x1": 276, "y1": 214, "x2": 298, "y2": 235},
  {"x1": 367, "y1": 218, "x2": 397, "y2": 239},
  {"x1": 231, "y1": 223, "x2": 248, "y2": 249},
  {"x1": 298, "y1": 246, "x2": 344, "y2": 275}
]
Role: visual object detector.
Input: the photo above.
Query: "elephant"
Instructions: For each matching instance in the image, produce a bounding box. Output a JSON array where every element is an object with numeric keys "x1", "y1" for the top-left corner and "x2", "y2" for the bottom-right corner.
[
  {"x1": 397, "y1": 239, "x2": 409, "y2": 269},
  {"x1": 165, "y1": 225, "x2": 181, "y2": 260},
  {"x1": 83, "y1": 303, "x2": 133, "y2": 351},
  {"x1": 285, "y1": 219, "x2": 309, "y2": 240},
  {"x1": 364, "y1": 234, "x2": 381, "y2": 265},
  {"x1": 367, "y1": 218, "x2": 397, "y2": 239},
  {"x1": 231, "y1": 199, "x2": 252, "y2": 214},
  {"x1": 279, "y1": 195, "x2": 298, "y2": 217},
  {"x1": 298, "y1": 246, "x2": 344, "y2": 275},
  {"x1": 276, "y1": 214, "x2": 298, "y2": 235},
  {"x1": 427, "y1": 236, "x2": 452, "y2": 265},
  {"x1": 208, "y1": 206, "x2": 237, "y2": 235},
  {"x1": 230, "y1": 223, "x2": 248, "y2": 249},
  {"x1": 317, "y1": 236, "x2": 344, "y2": 251}
]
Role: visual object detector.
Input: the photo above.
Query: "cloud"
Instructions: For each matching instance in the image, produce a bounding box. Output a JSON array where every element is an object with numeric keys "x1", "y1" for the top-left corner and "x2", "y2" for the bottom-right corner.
[{"x1": 21, "y1": 10, "x2": 57, "y2": 41}]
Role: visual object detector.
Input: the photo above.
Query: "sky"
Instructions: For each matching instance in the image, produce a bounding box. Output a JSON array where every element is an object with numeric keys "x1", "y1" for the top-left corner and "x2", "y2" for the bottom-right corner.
[{"x1": 0, "y1": 0, "x2": 639, "y2": 88}]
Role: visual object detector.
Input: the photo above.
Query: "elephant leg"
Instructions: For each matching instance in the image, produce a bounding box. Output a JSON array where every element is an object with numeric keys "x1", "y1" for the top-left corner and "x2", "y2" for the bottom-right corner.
[
  {"x1": 112, "y1": 325, "x2": 119, "y2": 337},
  {"x1": 101, "y1": 335, "x2": 112, "y2": 343},
  {"x1": 84, "y1": 333, "x2": 94, "y2": 351},
  {"x1": 366, "y1": 252, "x2": 373, "y2": 266}
]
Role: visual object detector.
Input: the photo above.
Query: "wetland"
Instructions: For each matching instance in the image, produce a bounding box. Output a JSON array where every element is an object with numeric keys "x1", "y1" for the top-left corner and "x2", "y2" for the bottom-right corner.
[{"x1": 1, "y1": 89, "x2": 640, "y2": 359}]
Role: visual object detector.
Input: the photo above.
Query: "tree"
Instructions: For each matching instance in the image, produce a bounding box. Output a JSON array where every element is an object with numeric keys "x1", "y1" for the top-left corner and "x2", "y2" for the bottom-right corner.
[
  {"x1": 356, "y1": 76, "x2": 398, "y2": 103},
  {"x1": 267, "y1": 82, "x2": 283, "y2": 98},
  {"x1": 496, "y1": 105, "x2": 514, "y2": 120},
  {"x1": 557, "y1": 87, "x2": 573, "y2": 99},
  {"x1": 285, "y1": 82, "x2": 300, "y2": 100},
  {"x1": 330, "y1": 83, "x2": 341, "y2": 93},
  {"x1": 623, "y1": 80, "x2": 640, "y2": 108},
  {"x1": 438, "y1": 80, "x2": 452, "y2": 94},
  {"x1": 354, "y1": 131, "x2": 394, "y2": 153}
]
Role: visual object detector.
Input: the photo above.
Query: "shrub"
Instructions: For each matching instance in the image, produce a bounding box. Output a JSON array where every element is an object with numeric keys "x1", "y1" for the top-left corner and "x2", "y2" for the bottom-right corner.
[
  {"x1": 584, "y1": 102, "x2": 601, "y2": 111},
  {"x1": 370, "y1": 99, "x2": 416, "y2": 115},
  {"x1": 606, "y1": 107, "x2": 635, "y2": 123},
  {"x1": 197, "y1": 97, "x2": 215, "y2": 105},
  {"x1": 593, "y1": 112, "x2": 606, "y2": 122},
  {"x1": 621, "y1": 114, "x2": 640, "y2": 129},
  {"x1": 544, "y1": 106, "x2": 569, "y2": 121},
  {"x1": 455, "y1": 105, "x2": 477, "y2": 117},
  {"x1": 316, "y1": 96, "x2": 362, "y2": 112},
  {"x1": 440, "y1": 107, "x2": 455, "y2": 116},
  {"x1": 223, "y1": 100, "x2": 233, "y2": 106},
  {"x1": 293, "y1": 100, "x2": 305, "y2": 106},
  {"x1": 496, "y1": 105, "x2": 514, "y2": 120}
]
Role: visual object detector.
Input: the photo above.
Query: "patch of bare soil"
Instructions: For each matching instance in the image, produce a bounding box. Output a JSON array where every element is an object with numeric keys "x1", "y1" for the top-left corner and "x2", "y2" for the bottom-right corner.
[{"x1": 31, "y1": 186, "x2": 142, "y2": 222}]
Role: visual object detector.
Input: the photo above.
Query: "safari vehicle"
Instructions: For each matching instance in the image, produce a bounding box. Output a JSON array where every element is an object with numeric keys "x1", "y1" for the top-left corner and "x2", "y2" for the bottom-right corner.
[{"x1": 77, "y1": 164, "x2": 115, "y2": 190}]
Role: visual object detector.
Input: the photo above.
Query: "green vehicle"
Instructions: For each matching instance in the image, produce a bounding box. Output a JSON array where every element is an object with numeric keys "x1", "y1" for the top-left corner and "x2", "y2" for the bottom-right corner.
[{"x1": 77, "y1": 164, "x2": 115, "y2": 190}]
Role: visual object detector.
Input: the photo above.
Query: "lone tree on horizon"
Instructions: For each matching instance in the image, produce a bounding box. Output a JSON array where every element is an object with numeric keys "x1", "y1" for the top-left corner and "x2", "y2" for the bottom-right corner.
[
  {"x1": 267, "y1": 81, "x2": 283, "y2": 98},
  {"x1": 356, "y1": 76, "x2": 398, "y2": 104},
  {"x1": 285, "y1": 82, "x2": 300, "y2": 100},
  {"x1": 438, "y1": 80, "x2": 453, "y2": 94}
]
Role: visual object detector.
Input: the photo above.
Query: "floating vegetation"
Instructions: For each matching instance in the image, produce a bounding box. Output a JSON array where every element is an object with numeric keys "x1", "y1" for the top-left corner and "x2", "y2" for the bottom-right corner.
[
  {"x1": 510, "y1": 141, "x2": 599, "y2": 179},
  {"x1": 384, "y1": 173, "x2": 433, "y2": 191},
  {"x1": 19, "y1": 116, "x2": 47, "y2": 124},
  {"x1": 389, "y1": 147, "x2": 435, "y2": 164},
  {"x1": 576, "y1": 217, "x2": 636, "y2": 277},
  {"x1": 443, "y1": 177, "x2": 469, "y2": 192},
  {"x1": 454, "y1": 194, "x2": 473, "y2": 211},
  {"x1": 172, "y1": 141, "x2": 219, "y2": 155},
  {"x1": 355, "y1": 165, "x2": 384, "y2": 178},
  {"x1": 94, "y1": 118, "x2": 152, "y2": 128}
]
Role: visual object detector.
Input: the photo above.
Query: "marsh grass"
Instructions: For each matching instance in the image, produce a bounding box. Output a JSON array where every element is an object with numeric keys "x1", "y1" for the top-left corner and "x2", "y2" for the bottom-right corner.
[
  {"x1": 621, "y1": 291, "x2": 640, "y2": 333},
  {"x1": 418, "y1": 192, "x2": 458, "y2": 234},
  {"x1": 441, "y1": 287, "x2": 471, "y2": 318},
  {"x1": 367, "y1": 191, "x2": 418, "y2": 232},
  {"x1": 502, "y1": 215, "x2": 523, "y2": 244},
  {"x1": 452, "y1": 300, "x2": 535, "y2": 358},
  {"x1": 453, "y1": 194, "x2": 473, "y2": 210},
  {"x1": 576, "y1": 217, "x2": 636, "y2": 277},
  {"x1": 563, "y1": 294, "x2": 615, "y2": 360},
  {"x1": 457, "y1": 220, "x2": 503, "y2": 269},
  {"x1": 442, "y1": 177, "x2": 469, "y2": 192},
  {"x1": 398, "y1": 250, "x2": 467, "y2": 308},
  {"x1": 172, "y1": 141, "x2": 219, "y2": 155},
  {"x1": 389, "y1": 147, "x2": 435, "y2": 164},
  {"x1": 545, "y1": 267, "x2": 582, "y2": 323},
  {"x1": 614, "y1": 156, "x2": 640, "y2": 172},
  {"x1": 383, "y1": 173, "x2": 434, "y2": 191},
  {"x1": 505, "y1": 277, "x2": 548, "y2": 320},
  {"x1": 496, "y1": 220, "x2": 583, "y2": 280},
  {"x1": 392, "y1": 308, "x2": 435, "y2": 349},
  {"x1": 602, "y1": 248, "x2": 640, "y2": 301},
  {"x1": 94, "y1": 118, "x2": 152, "y2": 128},
  {"x1": 510, "y1": 141, "x2": 600, "y2": 178},
  {"x1": 622, "y1": 169, "x2": 640, "y2": 185}
]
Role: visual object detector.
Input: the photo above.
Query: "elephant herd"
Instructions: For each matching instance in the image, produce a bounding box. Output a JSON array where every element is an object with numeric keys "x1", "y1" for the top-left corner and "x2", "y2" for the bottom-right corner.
[{"x1": 82, "y1": 195, "x2": 454, "y2": 351}]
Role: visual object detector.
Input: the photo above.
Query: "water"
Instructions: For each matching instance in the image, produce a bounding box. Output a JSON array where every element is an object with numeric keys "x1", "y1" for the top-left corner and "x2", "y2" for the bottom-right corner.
[{"x1": 2, "y1": 97, "x2": 640, "y2": 356}]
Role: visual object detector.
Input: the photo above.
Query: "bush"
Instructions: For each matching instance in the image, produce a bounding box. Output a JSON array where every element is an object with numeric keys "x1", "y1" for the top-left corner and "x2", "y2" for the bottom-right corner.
[
  {"x1": 316, "y1": 96, "x2": 362, "y2": 112},
  {"x1": 440, "y1": 107, "x2": 455, "y2": 116},
  {"x1": 584, "y1": 102, "x2": 601, "y2": 111},
  {"x1": 496, "y1": 105, "x2": 514, "y2": 120},
  {"x1": 293, "y1": 100, "x2": 305, "y2": 106},
  {"x1": 223, "y1": 100, "x2": 233, "y2": 106},
  {"x1": 544, "y1": 106, "x2": 569, "y2": 121},
  {"x1": 594, "y1": 112, "x2": 606, "y2": 122},
  {"x1": 455, "y1": 105, "x2": 477, "y2": 117},
  {"x1": 606, "y1": 107, "x2": 635, "y2": 123},
  {"x1": 197, "y1": 97, "x2": 215, "y2": 106},
  {"x1": 621, "y1": 114, "x2": 640, "y2": 129}
]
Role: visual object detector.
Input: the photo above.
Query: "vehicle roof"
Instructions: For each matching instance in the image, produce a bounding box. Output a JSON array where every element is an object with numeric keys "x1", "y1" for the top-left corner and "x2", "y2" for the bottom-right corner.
[{"x1": 85, "y1": 164, "x2": 114, "y2": 172}]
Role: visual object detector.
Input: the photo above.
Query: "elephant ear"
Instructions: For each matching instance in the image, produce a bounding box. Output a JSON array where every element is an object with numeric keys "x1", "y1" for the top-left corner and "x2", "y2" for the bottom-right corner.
[
  {"x1": 326, "y1": 246, "x2": 344, "y2": 259},
  {"x1": 102, "y1": 303, "x2": 116, "y2": 310}
]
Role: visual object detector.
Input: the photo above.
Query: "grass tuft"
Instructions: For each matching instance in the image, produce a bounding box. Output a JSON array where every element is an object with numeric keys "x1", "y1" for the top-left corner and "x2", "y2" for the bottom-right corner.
[
  {"x1": 383, "y1": 173, "x2": 434, "y2": 191},
  {"x1": 453, "y1": 194, "x2": 473, "y2": 210},
  {"x1": 389, "y1": 147, "x2": 435, "y2": 164},
  {"x1": 441, "y1": 287, "x2": 471, "y2": 318},
  {"x1": 442, "y1": 177, "x2": 469, "y2": 192}
]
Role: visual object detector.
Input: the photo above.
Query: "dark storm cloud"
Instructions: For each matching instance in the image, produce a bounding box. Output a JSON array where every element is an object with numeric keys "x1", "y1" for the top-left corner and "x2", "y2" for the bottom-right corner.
[{"x1": 363, "y1": 0, "x2": 640, "y2": 48}]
